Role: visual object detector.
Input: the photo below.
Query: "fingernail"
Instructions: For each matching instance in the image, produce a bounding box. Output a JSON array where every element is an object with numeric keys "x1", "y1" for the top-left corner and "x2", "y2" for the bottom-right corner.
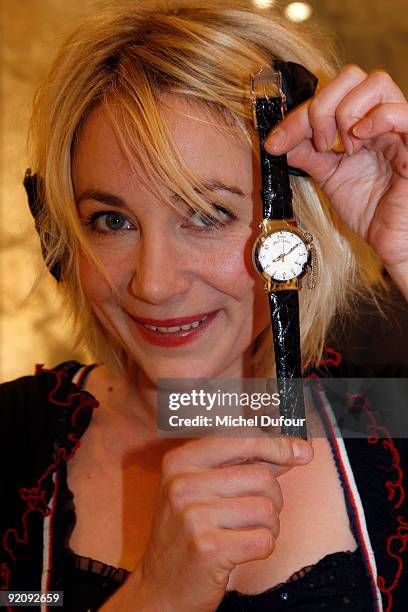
[
  {"x1": 353, "y1": 118, "x2": 373, "y2": 137},
  {"x1": 293, "y1": 440, "x2": 312, "y2": 461},
  {"x1": 314, "y1": 129, "x2": 329, "y2": 152},
  {"x1": 265, "y1": 128, "x2": 286, "y2": 152},
  {"x1": 330, "y1": 130, "x2": 345, "y2": 153}
]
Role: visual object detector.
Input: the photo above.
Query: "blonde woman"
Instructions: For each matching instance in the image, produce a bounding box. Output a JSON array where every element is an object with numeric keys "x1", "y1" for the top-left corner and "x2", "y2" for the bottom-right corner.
[{"x1": 1, "y1": 1, "x2": 407, "y2": 610}]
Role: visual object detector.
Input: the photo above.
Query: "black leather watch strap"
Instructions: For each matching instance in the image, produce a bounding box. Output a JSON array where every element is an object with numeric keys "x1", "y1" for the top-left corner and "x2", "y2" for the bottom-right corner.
[
  {"x1": 268, "y1": 291, "x2": 306, "y2": 438},
  {"x1": 251, "y1": 63, "x2": 317, "y2": 438},
  {"x1": 254, "y1": 97, "x2": 294, "y2": 220},
  {"x1": 268, "y1": 291, "x2": 301, "y2": 378}
]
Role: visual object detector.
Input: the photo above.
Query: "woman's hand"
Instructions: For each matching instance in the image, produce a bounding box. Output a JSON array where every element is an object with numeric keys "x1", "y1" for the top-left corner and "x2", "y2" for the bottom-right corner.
[
  {"x1": 101, "y1": 433, "x2": 313, "y2": 612},
  {"x1": 265, "y1": 64, "x2": 408, "y2": 298}
]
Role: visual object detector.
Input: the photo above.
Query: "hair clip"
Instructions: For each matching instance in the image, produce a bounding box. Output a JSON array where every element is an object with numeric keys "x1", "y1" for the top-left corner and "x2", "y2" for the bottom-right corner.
[{"x1": 23, "y1": 169, "x2": 62, "y2": 282}]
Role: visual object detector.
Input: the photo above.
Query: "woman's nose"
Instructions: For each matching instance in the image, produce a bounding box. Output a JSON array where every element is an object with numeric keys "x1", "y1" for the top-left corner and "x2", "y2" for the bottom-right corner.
[{"x1": 128, "y1": 230, "x2": 193, "y2": 304}]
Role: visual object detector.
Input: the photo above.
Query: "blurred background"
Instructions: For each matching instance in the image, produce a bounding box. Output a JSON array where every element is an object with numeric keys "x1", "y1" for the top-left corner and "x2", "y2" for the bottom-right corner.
[{"x1": 1, "y1": 0, "x2": 407, "y2": 381}]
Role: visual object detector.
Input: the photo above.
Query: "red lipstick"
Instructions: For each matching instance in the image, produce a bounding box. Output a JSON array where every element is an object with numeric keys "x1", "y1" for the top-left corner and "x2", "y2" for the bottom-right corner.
[{"x1": 129, "y1": 310, "x2": 220, "y2": 348}]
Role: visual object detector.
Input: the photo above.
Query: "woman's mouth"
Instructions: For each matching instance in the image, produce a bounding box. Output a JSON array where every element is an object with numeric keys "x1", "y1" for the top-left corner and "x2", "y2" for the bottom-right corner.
[
  {"x1": 143, "y1": 313, "x2": 209, "y2": 333},
  {"x1": 129, "y1": 310, "x2": 219, "y2": 347}
]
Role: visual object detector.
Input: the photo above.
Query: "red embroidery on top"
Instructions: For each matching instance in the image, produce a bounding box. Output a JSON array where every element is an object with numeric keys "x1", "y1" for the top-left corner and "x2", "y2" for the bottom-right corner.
[
  {"x1": 382, "y1": 440, "x2": 405, "y2": 510},
  {"x1": 348, "y1": 391, "x2": 408, "y2": 612},
  {"x1": 308, "y1": 350, "x2": 407, "y2": 610},
  {"x1": 0, "y1": 365, "x2": 98, "y2": 592},
  {"x1": 303, "y1": 346, "x2": 342, "y2": 373}
]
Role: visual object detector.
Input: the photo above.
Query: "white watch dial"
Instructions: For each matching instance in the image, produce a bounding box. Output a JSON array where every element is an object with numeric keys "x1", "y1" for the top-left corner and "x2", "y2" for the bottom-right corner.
[{"x1": 258, "y1": 230, "x2": 308, "y2": 281}]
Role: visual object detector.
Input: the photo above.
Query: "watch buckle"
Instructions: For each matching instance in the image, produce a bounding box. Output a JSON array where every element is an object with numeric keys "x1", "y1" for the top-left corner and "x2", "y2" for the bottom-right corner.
[{"x1": 250, "y1": 66, "x2": 285, "y2": 130}]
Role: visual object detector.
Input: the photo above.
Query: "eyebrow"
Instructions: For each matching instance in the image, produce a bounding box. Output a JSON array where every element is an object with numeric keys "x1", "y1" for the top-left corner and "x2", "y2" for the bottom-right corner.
[
  {"x1": 171, "y1": 180, "x2": 246, "y2": 200},
  {"x1": 76, "y1": 190, "x2": 126, "y2": 207},
  {"x1": 75, "y1": 180, "x2": 246, "y2": 208},
  {"x1": 198, "y1": 180, "x2": 245, "y2": 197}
]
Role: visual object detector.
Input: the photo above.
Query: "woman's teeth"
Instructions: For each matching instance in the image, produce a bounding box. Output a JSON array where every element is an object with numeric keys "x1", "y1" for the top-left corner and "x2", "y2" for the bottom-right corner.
[{"x1": 143, "y1": 314, "x2": 209, "y2": 333}]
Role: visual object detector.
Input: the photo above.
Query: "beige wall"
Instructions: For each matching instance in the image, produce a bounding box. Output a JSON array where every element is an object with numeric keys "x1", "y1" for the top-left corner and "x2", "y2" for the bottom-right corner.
[
  {"x1": 1, "y1": 1, "x2": 93, "y2": 381},
  {"x1": 1, "y1": 0, "x2": 407, "y2": 382}
]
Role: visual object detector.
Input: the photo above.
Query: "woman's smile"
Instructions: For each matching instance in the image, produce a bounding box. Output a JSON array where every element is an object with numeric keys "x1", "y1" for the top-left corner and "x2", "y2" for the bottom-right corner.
[{"x1": 129, "y1": 309, "x2": 220, "y2": 347}]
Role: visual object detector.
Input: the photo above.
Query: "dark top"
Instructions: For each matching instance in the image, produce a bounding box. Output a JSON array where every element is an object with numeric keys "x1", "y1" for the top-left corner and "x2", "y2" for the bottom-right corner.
[
  {"x1": 1, "y1": 355, "x2": 408, "y2": 611},
  {"x1": 57, "y1": 456, "x2": 372, "y2": 611}
]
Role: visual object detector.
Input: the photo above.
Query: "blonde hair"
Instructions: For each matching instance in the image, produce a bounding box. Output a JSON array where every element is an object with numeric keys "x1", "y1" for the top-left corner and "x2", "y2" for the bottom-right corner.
[{"x1": 29, "y1": 0, "x2": 384, "y2": 374}]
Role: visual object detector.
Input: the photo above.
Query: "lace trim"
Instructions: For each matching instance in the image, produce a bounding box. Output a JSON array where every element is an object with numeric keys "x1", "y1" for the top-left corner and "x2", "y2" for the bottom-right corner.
[
  {"x1": 67, "y1": 552, "x2": 129, "y2": 584},
  {"x1": 63, "y1": 547, "x2": 362, "y2": 596},
  {"x1": 228, "y1": 548, "x2": 361, "y2": 598}
]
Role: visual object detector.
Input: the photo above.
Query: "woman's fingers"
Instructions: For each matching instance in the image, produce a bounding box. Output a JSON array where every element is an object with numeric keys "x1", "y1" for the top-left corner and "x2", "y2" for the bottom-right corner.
[
  {"x1": 202, "y1": 527, "x2": 277, "y2": 566},
  {"x1": 352, "y1": 103, "x2": 408, "y2": 141},
  {"x1": 264, "y1": 100, "x2": 311, "y2": 154},
  {"x1": 183, "y1": 496, "x2": 281, "y2": 535},
  {"x1": 308, "y1": 64, "x2": 367, "y2": 153},
  {"x1": 334, "y1": 70, "x2": 406, "y2": 154},
  {"x1": 264, "y1": 65, "x2": 406, "y2": 158},
  {"x1": 165, "y1": 462, "x2": 284, "y2": 512},
  {"x1": 161, "y1": 432, "x2": 313, "y2": 481},
  {"x1": 285, "y1": 139, "x2": 339, "y2": 183},
  {"x1": 265, "y1": 64, "x2": 367, "y2": 155}
]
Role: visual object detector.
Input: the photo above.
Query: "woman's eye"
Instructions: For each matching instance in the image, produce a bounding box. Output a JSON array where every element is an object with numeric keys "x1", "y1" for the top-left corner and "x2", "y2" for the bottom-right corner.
[
  {"x1": 184, "y1": 205, "x2": 235, "y2": 230},
  {"x1": 85, "y1": 211, "x2": 134, "y2": 233}
]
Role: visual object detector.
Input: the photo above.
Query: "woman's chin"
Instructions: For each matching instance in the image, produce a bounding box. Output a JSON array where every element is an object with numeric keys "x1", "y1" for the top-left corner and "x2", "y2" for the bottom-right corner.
[{"x1": 139, "y1": 358, "x2": 231, "y2": 384}]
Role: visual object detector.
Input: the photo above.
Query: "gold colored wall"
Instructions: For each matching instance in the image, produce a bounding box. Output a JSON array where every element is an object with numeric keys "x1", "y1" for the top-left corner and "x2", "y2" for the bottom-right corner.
[
  {"x1": 1, "y1": 0, "x2": 407, "y2": 382},
  {"x1": 1, "y1": 1, "x2": 93, "y2": 381}
]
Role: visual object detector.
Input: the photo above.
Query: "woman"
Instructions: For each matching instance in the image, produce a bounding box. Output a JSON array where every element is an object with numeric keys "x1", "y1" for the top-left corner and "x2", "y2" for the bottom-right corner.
[{"x1": 1, "y1": 1, "x2": 407, "y2": 610}]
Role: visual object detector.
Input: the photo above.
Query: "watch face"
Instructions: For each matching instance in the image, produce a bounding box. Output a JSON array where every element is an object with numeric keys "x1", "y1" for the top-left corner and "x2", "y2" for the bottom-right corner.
[{"x1": 257, "y1": 230, "x2": 309, "y2": 281}]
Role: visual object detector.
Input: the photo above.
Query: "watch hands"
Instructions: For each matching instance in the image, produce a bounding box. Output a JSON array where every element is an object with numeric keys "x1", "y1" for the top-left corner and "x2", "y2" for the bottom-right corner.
[
  {"x1": 285, "y1": 244, "x2": 302, "y2": 257},
  {"x1": 272, "y1": 241, "x2": 301, "y2": 263}
]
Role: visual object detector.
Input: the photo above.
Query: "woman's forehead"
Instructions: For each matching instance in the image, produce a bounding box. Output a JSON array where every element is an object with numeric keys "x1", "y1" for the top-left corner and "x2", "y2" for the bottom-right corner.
[{"x1": 72, "y1": 96, "x2": 254, "y2": 199}]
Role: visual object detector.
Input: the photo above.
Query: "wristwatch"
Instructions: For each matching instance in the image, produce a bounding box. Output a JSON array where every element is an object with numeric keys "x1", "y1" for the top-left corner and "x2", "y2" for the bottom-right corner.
[{"x1": 250, "y1": 64, "x2": 318, "y2": 438}]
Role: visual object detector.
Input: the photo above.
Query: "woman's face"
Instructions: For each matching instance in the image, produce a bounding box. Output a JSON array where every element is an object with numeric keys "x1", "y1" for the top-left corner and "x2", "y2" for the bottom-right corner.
[{"x1": 72, "y1": 96, "x2": 269, "y2": 382}]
